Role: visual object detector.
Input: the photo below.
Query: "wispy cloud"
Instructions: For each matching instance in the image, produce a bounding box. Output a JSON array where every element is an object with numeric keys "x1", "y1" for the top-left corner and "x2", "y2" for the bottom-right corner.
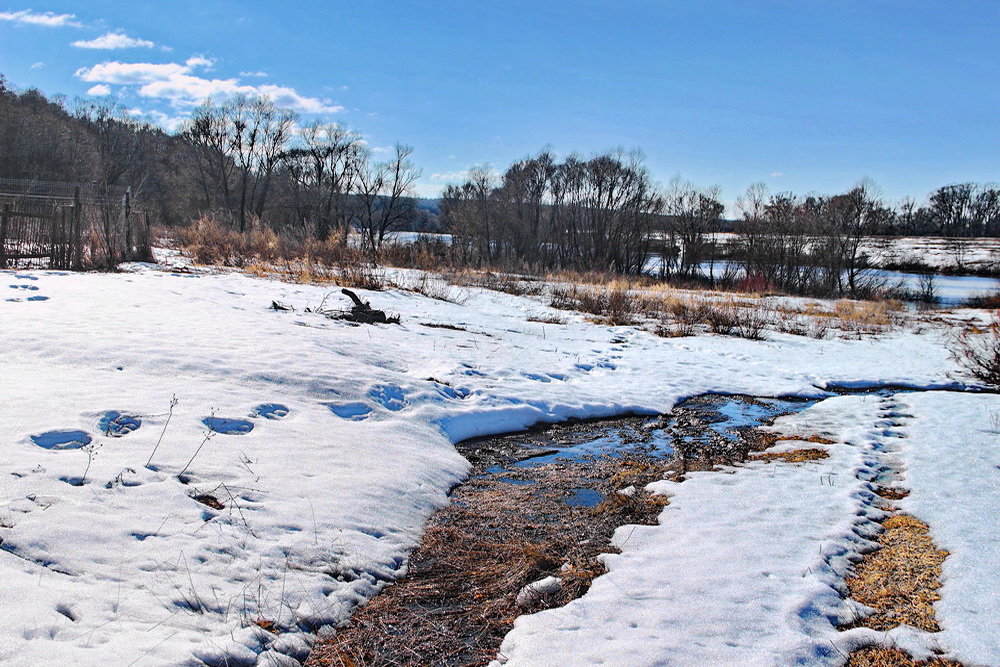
[
  {"x1": 29, "y1": 61, "x2": 44, "y2": 69},
  {"x1": 430, "y1": 170, "x2": 470, "y2": 182},
  {"x1": 73, "y1": 31, "x2": 155, "y2": 50},
  {"x1": 86, "y1": 83, "x2": 111, "y2": 96},
  {"x1": 239, "y1": 70, "x2": 268, "y2": 78},
  {"x1": 769, "y1": 171, "x2": 784, "y2": 178},
  {"x1": 0, "y1": 9, "x2": 81, "y2": 27},
  {"x1": 75, "y1": 56, "x2": 344, "y2": 113}
]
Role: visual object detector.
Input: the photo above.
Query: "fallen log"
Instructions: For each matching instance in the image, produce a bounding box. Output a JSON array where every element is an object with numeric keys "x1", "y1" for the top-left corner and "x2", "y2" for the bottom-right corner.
[{"x1": 337, "y1": 288, "x2": 400, "y2": 324}]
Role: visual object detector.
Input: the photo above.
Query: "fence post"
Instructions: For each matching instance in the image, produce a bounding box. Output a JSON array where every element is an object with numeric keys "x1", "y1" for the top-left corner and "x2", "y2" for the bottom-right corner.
[
  {"x1": 124, "y1": 187, "x2": 133, "y2": 260},
  {"x1": 0, "y1": 203, "x2": 9, "y2": 269},
  {"x1": 49, "y1": 213, "x2": 58, "y2": 266},
  {"x1": 72, "y1": 187, "x2": 83, "y2": 270}
]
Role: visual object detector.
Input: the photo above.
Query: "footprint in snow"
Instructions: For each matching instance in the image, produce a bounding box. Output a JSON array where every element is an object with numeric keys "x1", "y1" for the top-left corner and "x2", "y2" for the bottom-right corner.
[
  {"x1": 9, "y1": 284, "x2": 39, "y2": 291},
  {"x1": 523, "y1": 373, "x2": 551, "y2": 383},
  {"x1": 201, "y1": 417, "x2": 254, "y2": 435},
  {"x1": 14, "y1": 275, "x2": 38, "y2": 281},
  {"x1": 250, "y1": 403, "x2": 290, "y2": 420},
  {"x1": 26, "y1": 296, "x2": 48, "y2": 301},
  {"x1": 368, "y1": 384, "x2": 406, "y2": 411},
  {"x1": 98, "y1": 411, "x2": 142, "y2": 436},
  {"x1": 31, "y1": 430, "x2": 92, "y2": 450},
  {"x1": 327, "y1": 402, "x2": 373, "y2": 421},
  {"x1": 433, "y1": 383, "x2": 471, "y2": 400}
]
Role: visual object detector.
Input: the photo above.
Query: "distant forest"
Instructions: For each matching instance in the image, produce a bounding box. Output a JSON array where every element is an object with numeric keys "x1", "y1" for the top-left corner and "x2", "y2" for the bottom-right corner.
[{"x1": 2, "y1": 74, "x2": 998, "y2": 260}]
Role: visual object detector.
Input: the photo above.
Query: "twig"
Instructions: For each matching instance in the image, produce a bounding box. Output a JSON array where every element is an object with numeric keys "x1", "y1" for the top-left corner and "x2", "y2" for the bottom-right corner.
[
  {"x1": 146, "y1": 394, "x2": 178, "y2": 468},
  {"x1": 177, "y1": 428, "x2": 215, "y2": 479}
]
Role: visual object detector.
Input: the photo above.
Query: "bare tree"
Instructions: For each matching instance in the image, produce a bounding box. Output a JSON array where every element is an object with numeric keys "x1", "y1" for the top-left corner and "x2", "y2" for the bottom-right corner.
[
  {"x1": 282, "y1": 121, "x2": 364, "y2": 239},
  {"x1": 353, "y1": 143, "x2": 421, "y2": 256},
  {"x1": 183, "y1": 95, "x2": 296, "y2": 231}
]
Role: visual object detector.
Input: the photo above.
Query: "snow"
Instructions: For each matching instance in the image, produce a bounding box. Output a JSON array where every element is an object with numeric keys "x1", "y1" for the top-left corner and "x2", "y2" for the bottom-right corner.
[
  {"x1": 863, "y1": 236, "x2": 1000, "y2": 273},
  {"x1": 516, "y1": 576, "x2": 562, "y2": 608},
  {"x1": 0, "y1": 263, "x2": 996, "y2": 665},
  {"x1": 896, "y1": 393, "x2": 1000, "y2": 665}
]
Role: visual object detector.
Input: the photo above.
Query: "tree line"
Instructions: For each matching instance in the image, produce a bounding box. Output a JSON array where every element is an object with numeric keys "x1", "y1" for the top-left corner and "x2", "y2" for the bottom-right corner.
[
  {"x1": 1, "y1": 73, "x2": 997, "y2": 287},
  {"x1": 441, "y1": 152, "x2": 998, "y2": 295},
  {"x1": 0, "y1": 76, "x2": 432, "y2": 254}
]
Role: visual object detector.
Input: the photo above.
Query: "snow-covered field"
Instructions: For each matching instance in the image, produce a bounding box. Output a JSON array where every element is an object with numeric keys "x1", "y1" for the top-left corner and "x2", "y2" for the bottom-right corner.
[
  {"x1": 1, "y1": 260, "x2": 997, "y2": 665},
  {"x1": 863, "y1": 236, "x2": 1000, "y2": 272}
]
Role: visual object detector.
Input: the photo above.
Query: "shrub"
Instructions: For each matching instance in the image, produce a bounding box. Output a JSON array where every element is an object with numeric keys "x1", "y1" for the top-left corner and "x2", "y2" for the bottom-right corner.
[
  {"x1": 400, "y1": 273, "x2": 465, "y2": 303},
  {"x1": 951, "y1": 316, "x2": 1000, "y2": 387},
  {"x1": 549, "y1": 284, "x2": 638, "y2": 325},
  {"x1": 966, "y1": 290, "x2": 1000, "y2": 309}
]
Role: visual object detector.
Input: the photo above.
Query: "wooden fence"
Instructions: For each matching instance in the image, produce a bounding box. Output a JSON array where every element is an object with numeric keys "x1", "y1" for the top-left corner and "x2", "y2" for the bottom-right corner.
[
  {"x1": 0, "y1": 187, "x2": 150, "y2": 269},
  {"x1": 0, "y1": 202, "x2": 80, "y2": 269}
]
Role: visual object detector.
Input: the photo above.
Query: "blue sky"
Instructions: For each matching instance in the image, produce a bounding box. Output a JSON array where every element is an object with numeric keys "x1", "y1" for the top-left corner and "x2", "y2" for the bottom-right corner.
[{"x1": 1, "y1": 1, "x2": 997, "y2": 204}]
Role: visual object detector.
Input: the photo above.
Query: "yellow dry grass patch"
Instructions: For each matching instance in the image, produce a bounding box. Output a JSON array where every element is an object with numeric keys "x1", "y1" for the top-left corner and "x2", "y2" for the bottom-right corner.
[
  {"x1": 847, "y1": 515, "x2": 949, "y2": 632},
  {"x1": 754, "y1": 432, "x2": 837, "y2": 451},
  {"x1": 777, "y1": 433, "x2": 836, "y2": 445},
  {"x1": 751, "y1": 447, "x2": 830, "y2": 463},
  {"x1": 847, "y1": 647, "x2": 961, "y2": 667}
]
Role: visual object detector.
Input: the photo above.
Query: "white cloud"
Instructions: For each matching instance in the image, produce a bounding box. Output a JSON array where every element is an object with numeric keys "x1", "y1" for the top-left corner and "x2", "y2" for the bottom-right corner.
[
  {"x1": 0, "y1": 9, "x2": 81, "y2": 27},
  {"x1": 72, "y1": 31, "x2": 155, "y2": 50},
  {"x1": 127, "y1": 108, "x2": 187, "y2": 133},
  {"x1": 430, "y1": 170, "x2": 470, "y2": 182},
  {"x1": 76, "y1": 60, "x2": 191, "y2": 85},
  {"x1": 184, "y1": 55, "x2": 215, "y2": 69},
  {"x1": 75, "y1": 56, "x2": 344, "y2": 113},
  {"x1": 29, "y1": 61, "x2": 44, "y2": 69},
  {"x1": 769, "y1": 171, "x2": 784, "y2": 178},
  {"x1": 86, "y1": 83, "x2": 111, "y2": 96},
  {"x1": 239, "y1": 70, "x2": 267, "y2": 78}
]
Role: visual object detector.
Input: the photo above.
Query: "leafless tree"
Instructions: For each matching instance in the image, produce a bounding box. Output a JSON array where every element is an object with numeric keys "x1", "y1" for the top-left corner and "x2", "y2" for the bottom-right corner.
[
  {"x1": 282, "y1": 121, "x2": 364, "y2": 239},
  {"x1": 353, "y1": 143, "x2": 421, "y2": 256}
]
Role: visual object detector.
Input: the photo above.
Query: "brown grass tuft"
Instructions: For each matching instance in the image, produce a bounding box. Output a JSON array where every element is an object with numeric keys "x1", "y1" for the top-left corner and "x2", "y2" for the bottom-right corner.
[
  {"x1": 846, "y1": 515, "x2": 948, "y2": 632},
  {"x1": 751, "y1": 448, "x2": 830, "y2": 463},
  {"x1": 876, "y1": 487, "x2": 911, "y2": 500},
  {"x1": 847, "y1": 647, "x2": 961, "y2": 667}
]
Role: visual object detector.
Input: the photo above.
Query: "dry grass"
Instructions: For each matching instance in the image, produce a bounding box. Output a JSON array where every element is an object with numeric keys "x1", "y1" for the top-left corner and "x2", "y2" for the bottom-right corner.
[
  {"x1": 751, "y1": 447, "x2": 830, "y2": 463},
  {"x1": 846, "y1": 515, "x2": 949, "y2": 632},
  {"x1": 393, "y1": 273, "x2": 466, "y2": 303},
  {"x1": 445, "y1": 269, "x2": 544, "y2": 296},
  {"x1": 876, "y1": 486, "x2": 911, "y2": 500},
  {"x1": 847, "y1": 647, "x2": 961, "y2": 667},
  {"x1": 307, "y1": 470, "x2": 667, "y2": 666},
  {"x1": 549, "y1": 284, "x2": 639, "y2": 326},
  {"x1": 773, "y1": 298, "x2": 906, "y2": 338},
  {"x1": 526, "y1": 314, "x2": 568, "y2": 325},
  {"x1": 753, "y1": 432, "x2": 837, "y2": 451},
  {"x1": 549, "y1": 284, "x2": 770, "y2": 338},
  {"x1": 307, "y1": 419, "x2": 673, "y2": 667},
  {"x1": 179, "y1": 217, "x2": 390, "y2": 290}
]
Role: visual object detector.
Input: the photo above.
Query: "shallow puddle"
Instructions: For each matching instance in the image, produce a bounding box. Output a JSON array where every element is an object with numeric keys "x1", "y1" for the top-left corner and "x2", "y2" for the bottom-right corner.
[{"x1": 468, "y1": 393, "x2": 819, "y2": 507}]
